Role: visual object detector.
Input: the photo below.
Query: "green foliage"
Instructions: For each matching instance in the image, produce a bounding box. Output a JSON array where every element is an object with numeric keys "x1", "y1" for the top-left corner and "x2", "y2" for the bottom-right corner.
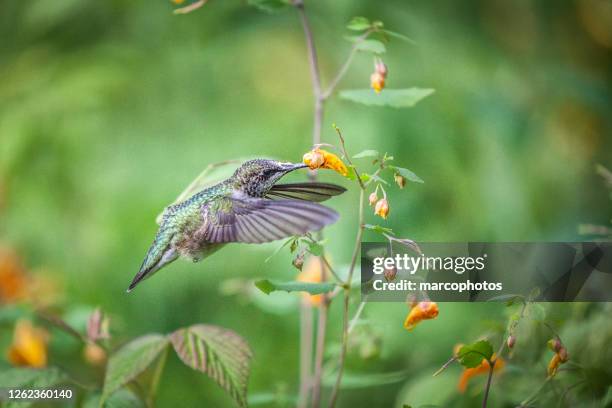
[
  {"x1": 170, "y1": 324, "x2": 252, "y2": 408},
  {"x1": 101, "y1": 335, "x2": 170, "y2": 403},
  {"x1": 389, "y1": 165, "x2": 424, "y2": 184},
  {"x1": 322, "y1": 369, "x2": 409, "y2": 389},
  {"x1": 247, "y1": 0, "x2": 289, "y2": 13},
  {"x1": 0, "y1": 367, "x2": 68, "y2": 389},
  {"x1": 84, "y1": 389, "x2": 144, "y2": 408},
  {"x1": 355, "y1": 40, "x2": 386, "y2": 54},
  {"x1": 353, "y1": 150, "x2": 379, "y2": 159},
  {"x1": 346, "y1": 16, "x2": 371, "y2": 31},
  {"x1": 339, "y1": 88, "x2": 435, "y2": 108},
  {"x1": 254, "y1": 279, "x2": 336, "y2": 295},
  {"x1": 363, "y1": 224, "x2": 394, "y2": 234},
  {"x1": 457, "y1": 340, "x2": 493, "y2": 368}
]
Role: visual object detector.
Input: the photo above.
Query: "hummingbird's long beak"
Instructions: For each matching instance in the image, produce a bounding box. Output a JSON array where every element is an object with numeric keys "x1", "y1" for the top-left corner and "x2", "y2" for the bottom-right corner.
[{"x1": 281, "y1": 162, "x2": 308, "y2": 172}]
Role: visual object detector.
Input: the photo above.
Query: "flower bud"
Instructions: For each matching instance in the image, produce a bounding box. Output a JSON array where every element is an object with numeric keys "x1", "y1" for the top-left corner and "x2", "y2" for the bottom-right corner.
[
  {"x1": 394, "y1": 173, "x2": 406, "y2": 189},
  {"x1": 369, "y1": 192, "x2": 378, "y2": 206},
  {"x1": 370, "y1": 72, "x2": 385, "y2": 94},
  {"x1": 507, "y1": 335, "x2": 516, "y2": 349},
  {"x1": 558, "y1": 347, "x2": 569, "y2": 363},
  {"x1": 383, "y1": 266, "x2": 397, "y2": 282},
  {"x1": 374, "y1": 198, "x2": 389, "y2": 219},
  {"x1": 547, "y1": 338, "x2": 562, "y2": 352},
  {"x1": 84, "y1": 343, "x2": 106, "y2": 366},
  {"x1": 375, "y1": 61, "x2": 388, "y2": 76},
  {"x1": 292, "y1": 253, "x2": 304, "y2": 271}
]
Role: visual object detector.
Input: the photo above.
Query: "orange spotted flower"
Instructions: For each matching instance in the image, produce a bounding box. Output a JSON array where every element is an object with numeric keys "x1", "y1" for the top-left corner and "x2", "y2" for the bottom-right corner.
[
  {"x1": 547, "y1": 339, "x2": 569, "y2": 378},
  {"x1": 7, "y1": 319, "x2": 49, "y2": 368},
  {"x1": 404, "y1": 301, "x2": 439, "y2": 331},
  {"x1": 374, "y1": 198, "x2": 389, "y2": 219},
  {"x1": 458, "y1": 354, "x2": 505, "y2": 393},
  {"x1": 303, "y1": 148, "x2": 348, "y2": 177},
  {"x1": 296, "y1": 256, "x2": 329, "y2": 307}
]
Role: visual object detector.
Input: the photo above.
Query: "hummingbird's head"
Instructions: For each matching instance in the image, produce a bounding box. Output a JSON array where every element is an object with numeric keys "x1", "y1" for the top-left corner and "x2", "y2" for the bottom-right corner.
[{"x1": 233, "y1": 159, "x2": 307, "y2": 197}]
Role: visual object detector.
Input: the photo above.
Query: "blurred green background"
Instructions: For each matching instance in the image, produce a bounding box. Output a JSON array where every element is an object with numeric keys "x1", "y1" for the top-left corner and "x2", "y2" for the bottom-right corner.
[{"x1": 1, "y1": 0, "x2": 611, "y2": 406}]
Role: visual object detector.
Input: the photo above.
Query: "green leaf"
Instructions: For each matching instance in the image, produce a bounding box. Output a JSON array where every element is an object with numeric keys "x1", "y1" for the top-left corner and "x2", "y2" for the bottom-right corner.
[
  {"x1": 254, "y1": 279, "x2": 336, "y2": 296},
  {"x1": 486, "y1": 294, "x2": 524, "y2": 306},
  {"x1": 363, "y1": 224, "x2": 393, "y2": 235},
  {"x1": 339, "y1": 88, "x2": 435, "y2": 109},
  {"x1": 102, "y1": 335, "x2": 170, "y2": 403},
  {"x1": 457, "y1": 340, "x2": 493, "y2": 368},
  {"x1": 353, "y1": 150, "x2": 379, "y2": 159},
  {"x1": 83, "y1": 389, "x2": 145, "y2": 408},
  {"x1": 170, "y1": 324, "x2": 252, "y2": 408},
  {"x1": 389, "y1": 165, "x2": 424, "y2": 183},
  {"x1": 0, "y1": 367, "x2": 68, "y2": 388},
  {"x1": 305, "y1": 240, "x2": 323, "y2": 256},
  {"x1": 322, "y1": 369, "x2": 409, "y2": 389},
  {"x1": 347, "y1": 16, "x2": 370, "y2": 31},
  {"x1": 247, "y1": 0, "x2": 288, "y2": 12},
  {"x1": 355, "y1": 39, "x2": 386, "y2": 54},
  {"x1": 382, "y1": 29, "x2": 416, "y2": 44}
]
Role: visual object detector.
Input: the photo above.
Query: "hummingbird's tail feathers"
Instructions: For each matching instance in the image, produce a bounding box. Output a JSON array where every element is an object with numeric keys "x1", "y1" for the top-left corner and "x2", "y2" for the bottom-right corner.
[
  {"x1": 266, "y1": 182, "x2": 346, "y2": 202},
  {"x1": 203, "y1": 196, "x2": 339, "y2": 244}
]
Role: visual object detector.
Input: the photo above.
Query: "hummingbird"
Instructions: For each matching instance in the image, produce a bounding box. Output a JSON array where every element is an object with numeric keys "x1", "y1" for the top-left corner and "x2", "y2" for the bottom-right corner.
[{"x1": 127, "y1": 159, "x2": 346, "y2": 292}]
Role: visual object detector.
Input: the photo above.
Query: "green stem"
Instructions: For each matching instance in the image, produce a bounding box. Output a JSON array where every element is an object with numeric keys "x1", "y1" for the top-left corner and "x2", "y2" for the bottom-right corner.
[{"x1": 148, "y1": 347, "x2": 168, "y2": 408}]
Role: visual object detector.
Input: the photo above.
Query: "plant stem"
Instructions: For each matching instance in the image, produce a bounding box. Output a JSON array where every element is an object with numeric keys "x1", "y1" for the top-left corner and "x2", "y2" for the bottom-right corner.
[
  {"x1": 298, "y1": 301, "x2": 314, "y2": 408},
  {"x1": 295, "y1": 0, "x2": 323, "y2": 145},
  {"x1": 148, "y1": 347, "x2": 168, "y2": 408},
  {"x1": 311, "y1": 298, "x2": 328, "y2": 408},
  {"x1": 482, "y1": 359, "x2": 495, "y2": 408},
  {"x1": 328, "y1": 188, "x2": 365, "y2": 408}
]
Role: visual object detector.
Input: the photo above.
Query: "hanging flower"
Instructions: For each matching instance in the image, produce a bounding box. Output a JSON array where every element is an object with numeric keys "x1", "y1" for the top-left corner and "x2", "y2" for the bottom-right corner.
[
  {"x1": 370, "y1": 72, "x2": 385, "y2": 93},
  {"x1": 547, "y1": 338, "x2": 569, "y2": 378},
  {"x1": 403, "y1": 301, "x2": 439, "y2": 331},
  {"x1": 83, "y1": 342, "x2": 107, "y2": 366},
  {"x1": 7, "y1": 319, "x2": 49, "y2": 368},
  {"x1": 374, "y1": 198, "x2": 390, "y2": 219},
  {"x1": 369, "y1": 192, "x2": 379, "y2": 206},
  {"x1": 458, "y1": 355, "x2": 505, "y2": 393},
  {"x1": 370, "y1": 59, "x2": 388, "y2": 93},
  {"x1": 302, "y1": 148, "x2": 348, "y2": 176},
  {"x1": 394, "y1": 173, "x2": 406, "y2": 189}
]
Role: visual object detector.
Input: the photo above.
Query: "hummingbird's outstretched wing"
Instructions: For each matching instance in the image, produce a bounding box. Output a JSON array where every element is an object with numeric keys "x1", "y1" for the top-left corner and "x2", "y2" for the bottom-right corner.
[
  {"x1": 202, "y1": 195, "x2": 339, "y2": 244},
  {"x1": 266, "y1": 182, "x2": 346, "y2": 202}
]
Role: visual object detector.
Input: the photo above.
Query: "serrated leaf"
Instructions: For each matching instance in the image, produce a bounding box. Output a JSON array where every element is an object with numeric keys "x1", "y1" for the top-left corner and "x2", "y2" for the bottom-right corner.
[
  {"x1": 102, "y1": 335, "x2": 170, "y2": 403},
  {"x1": 339, "y1": 88, "x2": 434, "y2": 109},
  {"x1": 170, "y1": 324, "x2": 252, "y2": 408},
  {"x1": 353, "y1": 150, "x2": 379, "y2": 159},
  {"x1": 457, "y1": 340, "x2": 493, "y2": 368},
  {"x1": 247, "y1": 0, "x2": 288, "y2": 12},
  {"x1": 254, "y1": 279, "x2": 336, "y2": 296},
  {"x1": 363, "y1": 224, "x2": 394, "y2": 235},
  {"x1": 347, "y1": 16, "x2": 370, "y2": 31},
  {"x1": 355, "y1": 40, "x2": 386, "y2": 54},
  {"x1": 389, "y1": 165, "x2": 424, "y2": 183}
]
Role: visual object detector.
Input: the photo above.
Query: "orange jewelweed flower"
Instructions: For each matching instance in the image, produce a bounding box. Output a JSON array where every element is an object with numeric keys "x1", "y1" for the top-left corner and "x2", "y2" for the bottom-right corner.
[
  {"x1": 0, "y1": 248, "x2": 28, "y2": 304},
  {"x1": 458, "y1": 355, "x2": 505, "y2": 393},
  {"x1": 7, "y1": 319, "x2": 49, "y2": 368},
  {"x1": 403, "y1": 301, "x2": 439, "y2": 331},
  {"x1": 374, "y1": 198, "x2": 389, "y2": 219},
  {"x1": 303, "y1": 148, "x2": 348, "y2": 176},
  {"x1": 547, "y1": 347, "x2": 569, "y2": 378},
  {"x1": 296, "y1": 256, "x2": 328, "y2": 307},
  {"x1": 370, "y1": 72, "x2": 385, "y2": 93}
]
